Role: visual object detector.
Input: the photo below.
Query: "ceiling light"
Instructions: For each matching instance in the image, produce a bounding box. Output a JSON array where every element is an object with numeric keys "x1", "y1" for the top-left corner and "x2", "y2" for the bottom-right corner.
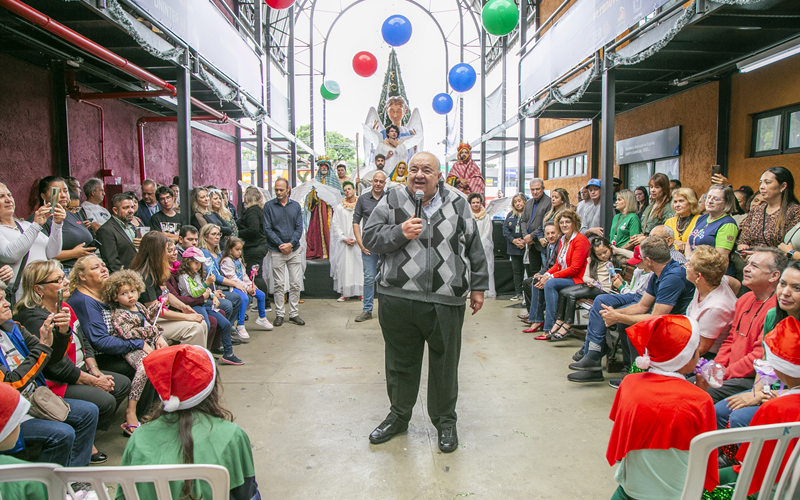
[{"x1": 737, "y1": 37, "x2": 800, "y2": 73}]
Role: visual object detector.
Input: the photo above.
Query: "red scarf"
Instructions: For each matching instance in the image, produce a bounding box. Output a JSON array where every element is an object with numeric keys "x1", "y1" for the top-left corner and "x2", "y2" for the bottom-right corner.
[
  {"x1": 46, "y1": 304, "x2": 78, "y2": 397},
  {"x1": 607, "y1": 372, "x2": 719, "y2": 492},
  {"x1": 735, "y1": 393, "x2": 800, "y2": 496}
]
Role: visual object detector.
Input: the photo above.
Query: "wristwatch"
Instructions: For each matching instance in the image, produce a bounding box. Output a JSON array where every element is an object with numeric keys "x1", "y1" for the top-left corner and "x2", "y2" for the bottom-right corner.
[{"x1": 789, "y1": 250, "x2": 796, "y2": 259}]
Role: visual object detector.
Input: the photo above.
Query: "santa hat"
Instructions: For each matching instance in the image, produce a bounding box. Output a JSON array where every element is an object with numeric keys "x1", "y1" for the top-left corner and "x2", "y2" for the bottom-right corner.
[
  {"x1": 143, "y1": 345, "x2": 216, "y2": 412},
  {"x1": 627, "y1": 315, "x2": 700, "y2": 373},
  {"x1": 765, "y1": 316, "x2": 800, "y2": 379},
  {"x1": 0, "y1": 383, "x2": 29, "y2": 444}
]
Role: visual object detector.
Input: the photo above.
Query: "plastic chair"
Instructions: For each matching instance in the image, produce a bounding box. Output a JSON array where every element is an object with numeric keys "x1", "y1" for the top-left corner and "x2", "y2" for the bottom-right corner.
[
  {"x1": 55, "y1": 464, "x2": 230, "y2": 500},
  {"x1": 0, "y1": 462, "x2": 64, "y2": 500},
  {"x1": 681, "y1": 421, "x2": 800, "y2": 500}
]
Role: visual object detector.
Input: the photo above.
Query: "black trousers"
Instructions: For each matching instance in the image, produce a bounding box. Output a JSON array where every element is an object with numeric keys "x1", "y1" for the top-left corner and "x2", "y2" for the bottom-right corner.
[
  {"x1": 95, "y1": 354, "x2": 157, "y2": 420},
  {"x1": 63, "y1": 370, "x2": 131, "y2": 431},
  {"x1": 378, "y1": 294, "x2": 465, "y2": 429},
  {"x1": 510, "y1": 254, "x2": 525, "y2": 296},
  {"x1": 556, "y1": 284, "x2": 602, "y2": 323},
  {"x1": 526, "y1": 245, "x2": 543, "y2": 278}
]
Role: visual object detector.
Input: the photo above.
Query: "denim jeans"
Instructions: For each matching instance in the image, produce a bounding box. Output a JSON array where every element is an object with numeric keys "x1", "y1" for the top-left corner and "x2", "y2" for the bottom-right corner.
[
  {"x1": 584, "y1": 293, "x2": 640, "y2": 352},
  {"x1": 20, "y1": 398, "x2": 99, "y2": 466},
  {"x1": 714, "y1": 393, "x2": 761, "y2": 430},
  {"x1": 221, "y1": 291, "x2": 242, "y2": 325},
  {"x1": 194, "y1": 304, "x2": 234, "y2": 356},
  {"x1": 362, "y1": 252, "x2": 380, "y2": 313},
  {"x1": 231, "y1": 288, "x2": 266, "y2": 324},
  {"x1": 528, "y1": 278, "x2": 576, "y2": 331}
]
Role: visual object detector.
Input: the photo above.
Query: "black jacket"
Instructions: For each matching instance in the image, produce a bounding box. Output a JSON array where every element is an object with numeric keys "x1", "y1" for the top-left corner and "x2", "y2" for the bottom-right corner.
[
  {"x1": 15, "y1": 306, "x2": 94, "y2": 386},
  {"x1": 522, "y1": 194, "x2": 552, "y2": 251},
  {"x1": 237, "y1": 205, "x2": 268, "y2": 264},
  {"x1": 96, "y1": 217, "x2": 137, "y2": 272}
]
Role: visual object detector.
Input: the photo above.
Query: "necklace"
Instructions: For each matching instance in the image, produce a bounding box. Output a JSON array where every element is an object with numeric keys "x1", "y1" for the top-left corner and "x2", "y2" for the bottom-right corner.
[
  {"x1": 675, "y1": 214, "x2": 693, "y2": 235},
  {"x1": 341, "y1": 198, "x2": 357, "y2": 210}
]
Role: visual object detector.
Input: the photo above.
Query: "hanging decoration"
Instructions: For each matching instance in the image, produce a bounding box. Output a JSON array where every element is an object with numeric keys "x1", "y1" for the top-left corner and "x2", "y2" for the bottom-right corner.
[
  {"x1": 481, "y1": 0, "x2": 519, "y2": 37},
  {"x1": 105, "y1": 0, "x2": 184, "y2": 62},
  {"x1": 264, "y1": 0, "x2": 295, "y2": 9},
  {"x1": 320, "y1": 80, "x2": 341, "y2": 100},
  {"x1": 432, "y1": 93, "x2": 454, "y2": 115},
  {"x1": 448, "y1": 63, "x2": 477, "y2": 92},
  {"x1": 381, "y1": 15, "x2": 412, "y2": 47},
  {"x1": 352, "y1": 51, "x2": 378, "y2": 77}
]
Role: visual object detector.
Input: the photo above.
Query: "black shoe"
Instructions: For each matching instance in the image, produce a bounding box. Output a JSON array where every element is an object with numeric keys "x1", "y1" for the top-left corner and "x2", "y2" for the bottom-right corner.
[
  {"x1": 90, "y1": 452, "x2": 107, "y2": 464},
  {"x1": 568, "y1": 350, "x2": 603, "y2": 372},
  {"x1": 210, "y1": 347, "x2": 224, "y2": 355},
  {"x1": 230, "y1": 338, "x2": 243, "y2": 346},
  {"x1": 289, "y1": 316, "x2": 305, "y2": 326},
  {"x1": 572, "y1": 347, "x2": 585, "y2": 362},
  {"x1": 568, "y1": 370, "x2": 605, "y2": 383},
  {"x1": 274, "y1": 316, "x2": 284, "y2": 327},
  {"x1": 438, "y1": 426, "x2": 458, "y2": 453},
  {"x1": 369, "y1": 414, "x2": 408, "y2": 444},
  {"x1": 609, "y1": 378, "x2": 622, "y2": 389}
]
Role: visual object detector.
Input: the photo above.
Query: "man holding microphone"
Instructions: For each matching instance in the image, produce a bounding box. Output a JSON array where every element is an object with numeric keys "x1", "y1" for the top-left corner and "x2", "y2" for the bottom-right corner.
[{"x1": 363, "y1": 151, "x2": 488, "y2": 453}]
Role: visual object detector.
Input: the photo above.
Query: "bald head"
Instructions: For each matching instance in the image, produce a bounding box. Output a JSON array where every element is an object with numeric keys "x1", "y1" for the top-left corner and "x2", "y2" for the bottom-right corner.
[
  {"x1": 371, "y1": 170, "x2": 386, "y2": 195},
  {"x1": 651, "y1": 225, "x2": 675, "y2": 246},
  {"x1": 407, "y1": 151, "x2": 440, "y2": 202}
]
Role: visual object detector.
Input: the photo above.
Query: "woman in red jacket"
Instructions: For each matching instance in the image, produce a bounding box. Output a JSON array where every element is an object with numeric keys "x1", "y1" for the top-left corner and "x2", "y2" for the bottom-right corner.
[{"x1": 524, "y1": 209, "x2": 590, "y2": 340}]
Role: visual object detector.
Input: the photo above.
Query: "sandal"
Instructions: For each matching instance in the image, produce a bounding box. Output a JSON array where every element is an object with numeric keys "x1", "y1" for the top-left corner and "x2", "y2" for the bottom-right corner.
[
  {"x1": 533, "y1": 333, "x2": 551, "y2": 340},
  {"x1": 121, "y1": 422, "x2": 141, "y2": 437},
  {"x1": 549, "y1": 325, "x2": 574, "y2": 342},
  {"x1": 522, "y1": 323, "x2": 544, "y2": 333}
]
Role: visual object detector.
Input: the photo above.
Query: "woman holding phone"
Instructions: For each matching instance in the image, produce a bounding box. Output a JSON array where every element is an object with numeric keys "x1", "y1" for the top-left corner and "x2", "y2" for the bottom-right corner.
[{"x1": 31, "y1": 177, "x2": 95, "y2": 276}]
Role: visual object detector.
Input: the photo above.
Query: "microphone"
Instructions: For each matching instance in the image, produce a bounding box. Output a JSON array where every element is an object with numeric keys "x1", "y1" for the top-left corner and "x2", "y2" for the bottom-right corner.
[{"x1": 414, "y1": 190, "x2": 424, "y2": 219}]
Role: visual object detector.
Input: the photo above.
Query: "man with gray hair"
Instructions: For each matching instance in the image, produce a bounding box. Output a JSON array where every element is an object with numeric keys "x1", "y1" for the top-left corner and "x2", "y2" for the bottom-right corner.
[
  {"x1": 135, "y1": 179, "x2": 160, "y2": 227},
  {"x1": 81, "y1": 178, "x2": 110, "y2": 230},
  {"x1": 521, "y1": 178, "x2": 551, "y2": 277},
  {"x1": 613, "y1": 225, "x2": 687, "y2": 265}
]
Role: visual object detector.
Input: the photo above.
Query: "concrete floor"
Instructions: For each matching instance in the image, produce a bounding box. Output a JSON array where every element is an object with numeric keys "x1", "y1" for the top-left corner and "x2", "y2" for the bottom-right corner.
[{"x1": 96, "y1": 297, "x2": 622, "y2": 499}]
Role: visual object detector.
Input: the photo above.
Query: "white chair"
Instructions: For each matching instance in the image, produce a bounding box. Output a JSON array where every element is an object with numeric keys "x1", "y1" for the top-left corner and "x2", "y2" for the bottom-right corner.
[
  {"x1": 681, "y1": 421, "x2": 800, "y2": 500},
  {"x1": 0, "y1": 462, "x2": 64, "y2": 500},
  {"x1": 56, "y1": 464, "x2": 230, "y2": 500}
]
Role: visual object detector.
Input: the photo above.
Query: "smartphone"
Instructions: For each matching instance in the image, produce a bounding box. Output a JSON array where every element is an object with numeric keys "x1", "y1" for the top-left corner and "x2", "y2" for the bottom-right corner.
[
  {"x1": 90, "y1": 239, "x2": 102, "y2": 248},
  {"x1": 711, "y1": 164, "x2": 722, "y2": 176},
  {"x1": 49, "y1": 187, "x2": 60, "y2": 214},
  {"x1": 56, "y1": 289, "x2": 63, "y2": 312}
]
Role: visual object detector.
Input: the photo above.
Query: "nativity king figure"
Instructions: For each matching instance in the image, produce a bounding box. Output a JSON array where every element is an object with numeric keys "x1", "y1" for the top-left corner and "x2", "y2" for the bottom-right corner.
[
  {"x1": 447, "y1": 142, "x2": 485, "y2": 197},
  {"x1": 306, "y1": 156, "x2": 344, "y2": 259}
]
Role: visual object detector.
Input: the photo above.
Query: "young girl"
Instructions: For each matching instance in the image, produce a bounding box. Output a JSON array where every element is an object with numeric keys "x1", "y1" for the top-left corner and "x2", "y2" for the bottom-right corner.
[
  {"x1": 548, "y1": 238, "x2": 615, "y2": 341},
  {"x1": 175, "y1": 247, "x2": 244, "y2": 366},
  {"x1": 221, "y1": 237, "x2": 272, "y2": 333},
  {"x1": 102, "y1": 270, "x2": 168, "y2": 435}
]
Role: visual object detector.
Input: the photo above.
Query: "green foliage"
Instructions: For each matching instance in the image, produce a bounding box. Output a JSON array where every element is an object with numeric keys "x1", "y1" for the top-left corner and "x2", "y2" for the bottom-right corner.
[{"x1": 296, "y1": 125, "x2": 361, "y2": 167}]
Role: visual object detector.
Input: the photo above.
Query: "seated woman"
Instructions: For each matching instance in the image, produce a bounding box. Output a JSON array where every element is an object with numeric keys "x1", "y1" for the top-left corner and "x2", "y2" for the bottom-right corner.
[
  {"x1": 0, "y1": 383, "x2": 48, "y2": 499},
  {"x1": 609, "y1": 190, "x2": 641, "y2": 250},
  {"x1": 714, "y1": 260, "x2": 800, "y2": 432},
  {"x1": 607, "y1": 315, "x2": 718, "y2": 500},
  {"x1": 548, "y1": 238, "x2": 614, "y2": 341},
  {"x1": 687, "y1": 185, "x2": 739, "y2": 276},
  {"x1": 128, "y1": 231, "x2": 208, "y2": 348},
  {"x1": 198, "y1": 224, "x2": 246, "y2": 338},
  {"x1": 663, "y1": 188, "x2": 700, "y2": 254},
  {"x1": 524, "y1": 209, "x2": 590, "y2": 339},
  {"x1": 684, "y1": 246, "x2": 739, "y2": 360},
  {"x1": 120, "y1": 344, "x2": 261, "y2": 500},
  {"x1": 0, "y1": 290, "x2": 99, "y2": 467},
  {"x1": 14, "y1": 259, "x2": 130, "y2": 464}
]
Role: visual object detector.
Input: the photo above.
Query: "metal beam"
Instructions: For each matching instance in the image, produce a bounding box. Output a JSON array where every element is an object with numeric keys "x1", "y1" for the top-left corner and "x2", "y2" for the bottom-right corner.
[
  {"x1": 288, "y1": 4, "x2": 297, "y2": 187},
  {"x1": 599, "y1": 66, "x2": 616, "y2": 235},
  {"x1": 176, "y1": 65, "x2": 192, "y2": 217},
  {"x1": 716, "y1": 72, "x2": 732, "y2": 176},
  {"x1": 51, "y1": 60, "x2": 70, "y2": 178}
]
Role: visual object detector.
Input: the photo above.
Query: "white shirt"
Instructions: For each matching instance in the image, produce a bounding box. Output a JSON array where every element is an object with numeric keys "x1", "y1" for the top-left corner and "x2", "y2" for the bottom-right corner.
[
  {"x1": 422, "y1": 188, "x2": 442, "y2": 219},
  {"x1": 0, "y1": 220, "x2": 63, "y2": 299},
  {"x1": 556, "y1": 232, "x2": 578, "y2": 271},
  {"x1": 686, "y1": 275, "x2": 737, "y2": 353},
  {"x1": 81, "y1": 201, "x2": 111, "y2": 224}
]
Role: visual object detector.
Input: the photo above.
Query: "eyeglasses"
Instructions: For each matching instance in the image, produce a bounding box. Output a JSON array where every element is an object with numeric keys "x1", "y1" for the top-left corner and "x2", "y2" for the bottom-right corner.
[
  {"x1": 706, "y1": 196, "x2": 724, "y2": 203},
  {"x1": 38, "y1": 275, "x2": 66, "y2": 285}
]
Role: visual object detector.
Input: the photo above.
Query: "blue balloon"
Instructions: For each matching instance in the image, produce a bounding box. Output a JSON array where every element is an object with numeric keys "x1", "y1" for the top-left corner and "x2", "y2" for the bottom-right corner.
[
  {"x1": 381, "y1": 15, "x2": 412, "y2": 47},
  {"x1": 448, "y1": 63, "x2": 477, "y2": 93},
  {"x1": 432, "y1": 93, "x2": 453, "y2": 115}
]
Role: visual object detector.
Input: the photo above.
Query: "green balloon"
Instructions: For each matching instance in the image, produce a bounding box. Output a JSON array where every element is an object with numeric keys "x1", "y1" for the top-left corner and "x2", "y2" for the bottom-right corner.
[
  {"x1": 482, "y1": 0, "x2": 518, "y2": 36},
  {"x1": 320, "y1": 80, "x2": 340, "y2": 100}
]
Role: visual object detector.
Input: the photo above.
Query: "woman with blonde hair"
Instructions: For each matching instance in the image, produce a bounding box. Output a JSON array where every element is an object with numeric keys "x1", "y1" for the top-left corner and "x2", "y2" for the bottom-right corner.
[
  {"x1": 503, "y1": 193, "x2": 527, "y2": 300},
  {"x1": 210, "y1": 189, "x2": 238, "y2": 239},
  {"x1": 609, "y1": 189, "x2": 641, "y2": 249},
  {"x1": 664, "y1": 187, "x2": 701, "y2": 252},
  {"x1": 631, "y1": 173, "x2": 673, "y2": 247},
  {"x1": 237, "y1": 186, "x2": 271, "y2": 304},
  {"x1": 190, "y1": 187, "x2": 232, "y2": 239}
]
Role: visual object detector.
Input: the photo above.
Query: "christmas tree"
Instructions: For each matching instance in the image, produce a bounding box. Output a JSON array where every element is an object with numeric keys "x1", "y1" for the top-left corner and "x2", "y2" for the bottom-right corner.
[{"x1": 377, "y1": 48, "x2": 410, "y2": 128}]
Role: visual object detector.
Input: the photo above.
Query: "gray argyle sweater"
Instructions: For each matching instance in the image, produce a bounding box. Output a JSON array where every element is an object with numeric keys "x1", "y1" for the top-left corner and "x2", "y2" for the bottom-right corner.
[{"x1": 362, "y1": 181, "x2": 489, "y2": 306}]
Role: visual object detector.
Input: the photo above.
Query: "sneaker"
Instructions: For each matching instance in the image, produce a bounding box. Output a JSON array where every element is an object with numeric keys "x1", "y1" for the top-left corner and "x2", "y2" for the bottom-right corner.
[
  {"x1": 255, "y1": 317, "x2": 273, "y2": 330},
  {"x1": 221, "y1": 353, "x2": 244, "y2": 365},
  {"x1": 354, "y1": 311, "x2": 372, "y2": 322},
  {"x1": 236, "y1": 326, "x2": 250, "y2": 340},
  {"x1": 609, "y1": 378, "x2": 622, "y2": 389},
  {"x1": 337, "y1": 296, "x2": 347, "y2": 302},
  {"x1": 509, "y1": 295, "x2": 521, "y2": 301}
]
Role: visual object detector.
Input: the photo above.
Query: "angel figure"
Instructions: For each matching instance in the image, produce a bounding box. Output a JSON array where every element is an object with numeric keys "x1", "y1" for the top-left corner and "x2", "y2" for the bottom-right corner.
[
  {"x1": 361, "y1": 96, "x2": 424, "y2": 178},
  {"x1": 468, "y1": 193, "x2": 512, "y2": 299}
]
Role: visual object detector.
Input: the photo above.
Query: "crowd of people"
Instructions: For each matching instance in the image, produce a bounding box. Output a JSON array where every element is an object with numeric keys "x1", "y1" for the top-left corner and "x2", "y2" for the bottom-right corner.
[{"x1": 2, "y1": 159, "x2": 800, "y2": 499}]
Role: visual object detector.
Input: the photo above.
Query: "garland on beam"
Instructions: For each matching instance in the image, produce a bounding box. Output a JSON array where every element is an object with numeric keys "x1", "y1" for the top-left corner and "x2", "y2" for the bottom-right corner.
[{"x1": 105, "y1": 0, "x2": 184, "y2": 62}]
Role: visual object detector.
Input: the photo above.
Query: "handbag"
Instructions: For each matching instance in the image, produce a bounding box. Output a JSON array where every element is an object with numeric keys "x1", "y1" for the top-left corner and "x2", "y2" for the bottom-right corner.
[
  {"x1": 4, "y1": 222, "x2": 29, "y2": 309},
  {"x1": 26, "y1": 385, "x2": 71, "y2": 422}
]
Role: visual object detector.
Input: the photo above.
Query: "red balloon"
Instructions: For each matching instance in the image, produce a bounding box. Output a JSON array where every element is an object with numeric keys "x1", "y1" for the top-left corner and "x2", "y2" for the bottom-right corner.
[
  {"x1": 264, "y1": 0, "x2": 294, "y2": 9},
  {"x1": 352, "y1": 51, "x2": 378, "y2": 77}
]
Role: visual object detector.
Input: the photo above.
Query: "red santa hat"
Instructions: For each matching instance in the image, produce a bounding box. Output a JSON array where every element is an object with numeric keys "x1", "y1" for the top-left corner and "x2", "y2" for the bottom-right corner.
[
  {"x1": 764, "y1": 316, "x2": 800, "y2": 379},
  {"x1": 627, "y1": 315, "x2": 700, "y2": 373},
  {"x1": 0, "y1": 382, "x2": 30, "y2": 444},
  {"x1": 143, "y1": 345, "x2": 216, "y2": 412}
]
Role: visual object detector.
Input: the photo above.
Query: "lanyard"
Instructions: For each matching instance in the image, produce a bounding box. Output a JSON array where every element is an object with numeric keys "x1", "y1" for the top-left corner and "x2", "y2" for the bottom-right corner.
[{"x1": 735, "y1": 293, "x2": 773, "y2": 338}]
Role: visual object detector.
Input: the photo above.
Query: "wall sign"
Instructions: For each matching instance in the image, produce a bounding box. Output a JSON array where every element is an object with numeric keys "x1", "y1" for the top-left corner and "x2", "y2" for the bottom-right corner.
[{"x1": 616, "y1": 126, "x2": 681, "y2": 164}]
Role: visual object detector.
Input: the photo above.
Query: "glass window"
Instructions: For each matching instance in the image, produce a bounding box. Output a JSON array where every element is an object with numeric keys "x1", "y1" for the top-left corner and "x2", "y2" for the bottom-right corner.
[
  {"x1": 755, "y1": 115, "x2": 781, "y2": 153},
  {"x1": 567, "y1": 157, "x2": 575, "y2": 176},
  {"x1": 655, "y1": 157, "x2": 680, "y2": 182},
  {"x1": 789, "y1": 111, "x2": 800, "y2": 150},
  {"x1": 547, "y1": 163, "x2": 553, "y2": 179},
  {"x1": 627, "y1": 162, "x2": 651, "y2": 191},
  {"x1": 576, "y1": 155, "x2": 584, "y2": 175},
  {"x1": 546, "y1": 153, "x2": 588, "y2": 180}
]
